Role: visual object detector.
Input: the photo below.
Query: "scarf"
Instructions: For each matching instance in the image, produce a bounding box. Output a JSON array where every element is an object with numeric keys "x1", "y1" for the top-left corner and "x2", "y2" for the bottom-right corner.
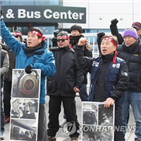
[
  {"x1": 23, "y1": 42, "x2": 44, "y2": 57},
  {"x1": 69, "y1": 35, "x2": 84, "y2": 46}
]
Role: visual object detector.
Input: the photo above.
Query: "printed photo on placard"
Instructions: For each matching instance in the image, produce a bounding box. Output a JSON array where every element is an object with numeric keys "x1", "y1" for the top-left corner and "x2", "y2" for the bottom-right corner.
[
  {"x1": 10, "y1": 119, "x2": 37, "y2": 141},
  {"x1": 11, "y1": 69, "x2": 40, "y2": 98},
  {"x1": 82, "y1": 102, "x2": 98, "y2": 125},
  {"x1": 81, "y1": 102, "x2": 115, "y2": 141},
  {"x1": 98, "y1": 104, "x2": 114, "y2": 126},
  {"x1": 11, "y1": 98, "x2": 38, "y2": 119},
  {"x1": 10, "y1": 69, "x2": 41, "y2": 141}
]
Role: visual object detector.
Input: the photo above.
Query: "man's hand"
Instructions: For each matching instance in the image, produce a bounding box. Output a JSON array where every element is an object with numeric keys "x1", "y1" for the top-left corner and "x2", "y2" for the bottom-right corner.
[
  {"x1": 78, "y1": 37, "x2": 87, "y2": 46},
  {"x1": 97, "y1": 32, "x2": 105, "y2": 39},
  {"x1": 25, "y1": 65, "x2": 32, "y2": 74},
  {"x1": 103, "y1": 98, "x2": 115, "y2": 108},
  {"x1": 73, "y1": 87, "x2": 80, "y2": 93},
  {"x1": 111, "y1": 18, "x2": 118, "y2": 26}
]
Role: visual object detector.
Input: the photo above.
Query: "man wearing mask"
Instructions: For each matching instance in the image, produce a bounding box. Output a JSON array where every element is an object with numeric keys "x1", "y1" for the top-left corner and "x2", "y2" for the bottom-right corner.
[
  {"x1": 59, "y1": 24, "x2": 92, "y2": 128},
  {"x1": 69, "y1": 24, "x2": 92, "y2": 101}
]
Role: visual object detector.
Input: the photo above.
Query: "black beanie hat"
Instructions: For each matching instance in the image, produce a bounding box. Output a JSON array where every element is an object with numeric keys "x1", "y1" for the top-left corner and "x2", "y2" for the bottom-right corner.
[{"x1": 70, "y1": 24, "x2": 83, "y2": 33}]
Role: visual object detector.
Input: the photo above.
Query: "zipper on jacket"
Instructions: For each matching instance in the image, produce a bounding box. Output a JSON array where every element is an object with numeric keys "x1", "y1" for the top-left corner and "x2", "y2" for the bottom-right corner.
[{"x1": 32, "y1": 57, "x2": 36, "y2": 66}]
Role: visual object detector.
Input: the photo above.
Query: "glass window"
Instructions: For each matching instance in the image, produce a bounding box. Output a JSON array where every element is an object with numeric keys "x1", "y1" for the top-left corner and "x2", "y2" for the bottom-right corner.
[
  {"x1": 84, "y1": 29, "x2": 98, "y2": 33},
  {"x1": 1, "y1": 0, "x2": 9, "y2": 5},
  {"x1": 35, "y1": 0, "x2": 59, "y2": 5},
  {"x1": 118, "y1": 29, "x2": 124, "y2": 32},
  {"x1": 49, "y1": 0, "x2": 59, "y2": 5},
  {"x1": 36, "y1": 26, "x2": 55, "y2": 35},
  {"x1": 16, "y1": 26, "x2": 55, "y2": 35},
  {"x1": 10, "y1": 0, "x2": 34, "y2": 5},
  {"x1": 1, "y1": 0, "x2": 60, "y2": 5},
  {"x1": 7, "y1": 27, "x2": 14, "y2": 32},
  {"x1": 98, "y1": 29, "x2": 110, "y2": 33},
  {"x1": 17, "y1": 27, "x2": 29, "y2": 35}
]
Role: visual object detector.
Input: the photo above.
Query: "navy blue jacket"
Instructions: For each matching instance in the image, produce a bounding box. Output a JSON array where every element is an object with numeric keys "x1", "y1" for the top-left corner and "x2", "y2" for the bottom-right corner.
[{"x1": 75, "y1": 46, "x2": 128, "y2": 105}]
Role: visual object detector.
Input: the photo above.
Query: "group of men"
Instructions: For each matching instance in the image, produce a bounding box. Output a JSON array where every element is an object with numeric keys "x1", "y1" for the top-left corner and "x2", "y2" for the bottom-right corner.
[{"x1": 1, "y1": 12, "x2": 141, "y2": 141}]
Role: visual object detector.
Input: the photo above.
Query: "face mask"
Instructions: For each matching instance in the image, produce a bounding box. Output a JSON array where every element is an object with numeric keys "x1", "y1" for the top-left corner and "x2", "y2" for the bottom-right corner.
[{"x1": 69, "y1": 35, "x2": 83, "y2": 46}]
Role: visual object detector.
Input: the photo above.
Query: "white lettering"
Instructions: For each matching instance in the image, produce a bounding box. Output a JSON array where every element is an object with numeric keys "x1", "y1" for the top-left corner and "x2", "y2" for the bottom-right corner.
[
  {"x1": 60, "y1": 12, "x2": 67, "y2": 19},
  {"x1": 67, "y1": 10, "x2": 72, "y2": 19},
  {"x1": 72, "y1": 12, "x2": 78, "y2": 20},
  {"x1": 43, "y1": 9, "x2": 85, "y2": 20},
  {"x1": 34, "y1": 11, "x2": 41, "y2": 18},
  {"x1": 43, "y1": 9, "x2": 52, "y2": 19},
  {"x1": 18, "y1": 9, "x2": 26, "y2": 18},
  {"x1": 53, "y1": 11, "x2": 59, "y2": 19},
  {"x1": 27, "y1": 11, "x2": 34, "y2": 18},
  {"x1": 18, "y1": 9, "x2": 41, "y2": 19},
  {"x1": 79, "y1": 13, "x2": 84, "y2": 20}
]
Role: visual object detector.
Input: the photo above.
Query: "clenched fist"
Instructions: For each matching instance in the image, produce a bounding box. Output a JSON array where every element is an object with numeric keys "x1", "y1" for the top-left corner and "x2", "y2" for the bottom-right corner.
[{"x1": 78, "y1": 37, "x2": 87, "y2": 46}]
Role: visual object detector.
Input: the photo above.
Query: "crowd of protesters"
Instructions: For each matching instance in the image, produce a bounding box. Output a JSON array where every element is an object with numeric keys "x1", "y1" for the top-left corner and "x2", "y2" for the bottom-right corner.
[{"x1": 1, "y1": 10, "x2": 141, "y2": 141}]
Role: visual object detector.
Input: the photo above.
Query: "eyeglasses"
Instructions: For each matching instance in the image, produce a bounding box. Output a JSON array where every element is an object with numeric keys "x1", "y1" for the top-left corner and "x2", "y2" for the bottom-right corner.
[
  {"x1": 57, "y1": 39, "x2": 67, "y2": 42},
  {"x1": 14, "y1": 35, "x2": 19, "y2": 38}
]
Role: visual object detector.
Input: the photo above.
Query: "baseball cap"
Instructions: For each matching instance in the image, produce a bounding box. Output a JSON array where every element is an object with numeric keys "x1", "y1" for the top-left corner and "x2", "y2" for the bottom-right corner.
[{"x1": 132, "y1": 22, "x2": 141, "y2": 30}]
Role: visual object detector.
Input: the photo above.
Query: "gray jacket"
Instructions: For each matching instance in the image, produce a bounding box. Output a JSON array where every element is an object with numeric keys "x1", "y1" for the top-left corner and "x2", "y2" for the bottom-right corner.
[{"x1": 0, "y1": 44, "x2": 9, "y2": 76}]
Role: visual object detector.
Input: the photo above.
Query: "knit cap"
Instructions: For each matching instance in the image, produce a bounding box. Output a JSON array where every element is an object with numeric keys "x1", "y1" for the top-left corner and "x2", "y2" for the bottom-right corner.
[{"x1": 122, "y1": 28, "x2": 138, "y2": 39}]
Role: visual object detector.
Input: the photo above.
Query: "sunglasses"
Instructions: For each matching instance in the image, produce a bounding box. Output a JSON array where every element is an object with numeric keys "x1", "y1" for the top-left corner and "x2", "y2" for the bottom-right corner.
[
  {"x1": 57, "y1": 39, "x2": 68, "y2": 42},
  {"x1": 14, "y1": 35, "x2": 19, "y2": 38}
]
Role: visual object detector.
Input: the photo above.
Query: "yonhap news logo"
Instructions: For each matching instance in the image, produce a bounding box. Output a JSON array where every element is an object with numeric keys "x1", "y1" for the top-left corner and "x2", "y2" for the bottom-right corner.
[
  {"x1": 62, "y1": 122, "x2": 136, "y2": 135},
  {"x1": 63, "y1": 121, "x2": 77, "y2": 135}
]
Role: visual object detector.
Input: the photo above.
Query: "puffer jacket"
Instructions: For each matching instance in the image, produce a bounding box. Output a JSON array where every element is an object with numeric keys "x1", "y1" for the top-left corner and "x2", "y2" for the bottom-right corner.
[
  {"x1": 0, "y1": 18, "x2": 56, "y2": 103},
  {"x1": 117, "y1": 40, "x2": 141, "y2": 92},
  {"x1": 47, "y1": 46, "x2": 84, "y2": 97}
]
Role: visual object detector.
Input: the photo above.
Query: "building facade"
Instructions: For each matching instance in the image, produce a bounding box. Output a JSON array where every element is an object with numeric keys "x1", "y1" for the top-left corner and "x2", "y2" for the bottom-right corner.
[{"x1": 1, "y1": 0, "x2": 140, "y2": 35}]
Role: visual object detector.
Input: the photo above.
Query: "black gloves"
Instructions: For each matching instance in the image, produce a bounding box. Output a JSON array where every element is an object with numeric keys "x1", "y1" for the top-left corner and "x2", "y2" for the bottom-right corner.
[
  {"x1": 110, "y1": 18, "x2": 123, "y2": 45},
  {"x1": 97, "y1": 32, "x2": 105, "y2": 54},
  {"x1": 111, "y1": 18, "x2": 118, "y2": 26},
  {"x1": 25, "y1": 65, "x2": 32, "y2": 74},
  {"x1": 97, "y1": 32, "x2": 105, "y2": 39}
]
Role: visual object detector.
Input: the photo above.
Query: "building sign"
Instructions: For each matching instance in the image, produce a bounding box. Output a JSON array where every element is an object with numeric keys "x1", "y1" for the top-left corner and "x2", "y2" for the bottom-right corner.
[{"x1": 1, "y1": 6, "x2": 86, "y2": 23}]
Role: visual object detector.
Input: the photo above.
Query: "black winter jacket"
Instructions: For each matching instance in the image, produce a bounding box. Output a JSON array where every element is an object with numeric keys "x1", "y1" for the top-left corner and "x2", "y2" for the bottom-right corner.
[
  {"x1": 70, "y1": 34, "x2": 92, "y2": 84},
  {"x1": 47, "y1": 46, "x2": 84, "y2": 97},
  {"x1": 117, "y1": 40, "x2": 141, "y2": 91},
  {"x1": 73, "y1": 44, "x2": 92, "y2": 84}
]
